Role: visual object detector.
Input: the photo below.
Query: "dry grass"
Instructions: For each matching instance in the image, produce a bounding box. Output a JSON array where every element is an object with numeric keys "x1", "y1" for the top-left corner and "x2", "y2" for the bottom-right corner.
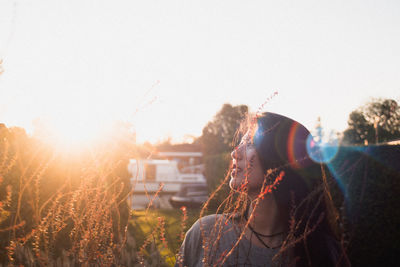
[{"x1": 0, "y1": 126, "x2": 188, "y2": 266}]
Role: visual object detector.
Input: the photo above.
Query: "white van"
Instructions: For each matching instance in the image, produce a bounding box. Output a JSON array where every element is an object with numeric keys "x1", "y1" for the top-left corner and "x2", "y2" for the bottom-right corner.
[{"x1": 128, "y1": 159, "x2": 207, "y2": 209}]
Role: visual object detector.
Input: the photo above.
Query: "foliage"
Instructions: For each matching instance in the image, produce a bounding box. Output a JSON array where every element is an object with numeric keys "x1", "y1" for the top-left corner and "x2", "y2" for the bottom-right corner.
[
  {"x1": 0, "y1": 122, "x2": 137, "y2": 265},
  {"x1": 197, "y1": 103, "x2": 248, "y2": 210},
  {"x1": 203, "y1": 153, "x2": 230, "y2": 189},
  {"x1": 343, "y1": 98, "x2": 400, "y2": 145},
  {"x1": 202, "y1": 153, "x2": 231, "y2": 209},
  {"x1": 130, "y1": 209, "x2": 200, "y2": 267},
  {"x1": 1, "y1": 121, "x2": 210, "y2": 266},
  {"x1": 200, "y1": 103, "x2": 248, "y2": 156},
  {"x1": 328, "y1": 145, "x2": 400, "y2": 266}
]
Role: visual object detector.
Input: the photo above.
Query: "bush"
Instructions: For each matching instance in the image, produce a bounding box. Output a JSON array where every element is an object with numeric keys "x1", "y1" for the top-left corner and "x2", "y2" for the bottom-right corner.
[
  {"x1": 203, "y1": 153, "x2": 231, "y2": 210},
  {"x1": 329, "y1": 145, "x2": 400, "y2": 266}
]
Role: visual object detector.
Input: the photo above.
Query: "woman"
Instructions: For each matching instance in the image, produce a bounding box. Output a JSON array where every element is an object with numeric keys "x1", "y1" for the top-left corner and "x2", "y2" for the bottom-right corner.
[{"x1": 176, "y1": 112, "x2": 348, "y2": 267}]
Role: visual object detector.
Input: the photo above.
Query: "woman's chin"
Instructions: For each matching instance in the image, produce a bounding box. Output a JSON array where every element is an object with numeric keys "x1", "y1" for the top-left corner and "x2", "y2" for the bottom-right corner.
[
  {"x1": 229, "y1": 177, "x2": 238, "y2": 191},
  {"x1": 229, "y1": 177, "x2": 246, "y2": 192}
]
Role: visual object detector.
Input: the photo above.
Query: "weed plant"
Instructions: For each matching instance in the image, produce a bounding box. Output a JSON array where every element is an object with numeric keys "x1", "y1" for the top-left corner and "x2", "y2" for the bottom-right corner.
[
  {"x1": 0, "y1": 124, "x2": 140, "y2": 266},
  {"x1": 0, "y1": 123, "x2": 198, "y2": 266},
  {"x1": 1, "y1": 106, "x2": 396, "y2": 266}
]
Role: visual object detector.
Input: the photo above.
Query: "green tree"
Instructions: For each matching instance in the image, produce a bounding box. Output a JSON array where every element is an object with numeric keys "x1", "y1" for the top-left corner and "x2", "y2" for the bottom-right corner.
[
  {"x1": 200, "y1": 103, "x2": 248, "y2": 156},
  {"x1": 198, "y1": 104, "x2": 248, "y2": 208},
  {"x1": 342, "y1": 99, "x2": 400, "y2": 145}
]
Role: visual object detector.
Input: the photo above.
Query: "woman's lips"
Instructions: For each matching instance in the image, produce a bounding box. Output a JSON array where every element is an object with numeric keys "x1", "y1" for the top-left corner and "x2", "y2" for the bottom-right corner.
[{"x1": 231, "y1": 164, "x2": 242, "y2": 176}]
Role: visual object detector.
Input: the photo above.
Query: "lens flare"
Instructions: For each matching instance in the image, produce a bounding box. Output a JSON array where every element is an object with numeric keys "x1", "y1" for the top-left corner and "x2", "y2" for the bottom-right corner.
[
  {"x1": 306, "y1": 135, "x2": 339, "y2": 164},
  {"x1": 287, "y1": 123, "x2": 302, "y2": 169},
  {"x1": 325, "y1": 162, "x2": 348, "y2": 201}
]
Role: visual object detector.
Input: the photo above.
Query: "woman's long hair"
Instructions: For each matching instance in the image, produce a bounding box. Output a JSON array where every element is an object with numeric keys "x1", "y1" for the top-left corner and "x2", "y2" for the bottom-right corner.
[
  {"x1": 199, "y1": 112, "x2": 349, "y2": 266},
  {"x1": 252, "y1": 112, "x2": 345, "y2": 266}
]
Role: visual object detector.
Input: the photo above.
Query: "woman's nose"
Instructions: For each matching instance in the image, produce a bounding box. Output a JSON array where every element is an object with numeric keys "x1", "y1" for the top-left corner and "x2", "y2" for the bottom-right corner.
[{"x1": 231, "y1": 146, "x2": 242, "y2": 160}]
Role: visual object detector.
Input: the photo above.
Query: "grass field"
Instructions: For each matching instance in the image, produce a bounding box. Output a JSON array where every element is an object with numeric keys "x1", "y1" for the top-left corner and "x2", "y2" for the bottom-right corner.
[{"x1": 130, "y1": 208, "x2": 201, "y2": 266}]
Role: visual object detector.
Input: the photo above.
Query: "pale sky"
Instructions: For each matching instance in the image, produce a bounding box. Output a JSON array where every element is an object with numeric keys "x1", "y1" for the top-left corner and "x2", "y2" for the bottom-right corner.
[{"x1": 0, "y1": 0, "x2": 399, "y2": 144}]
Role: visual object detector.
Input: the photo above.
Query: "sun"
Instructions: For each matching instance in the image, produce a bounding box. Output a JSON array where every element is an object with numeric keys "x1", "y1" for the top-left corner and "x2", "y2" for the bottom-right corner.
[
  {"x1": 54, "y1": 120, "x2": 102, "y2": 146},
  {"x1": 42, "y1": 112, "x2": 110, "y2": 151}
]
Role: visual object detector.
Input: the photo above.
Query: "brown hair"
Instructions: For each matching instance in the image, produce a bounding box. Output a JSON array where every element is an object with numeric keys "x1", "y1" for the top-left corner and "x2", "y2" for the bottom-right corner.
[{"x1": 250, "y1": 112, "x2": 346, "y2": 266}]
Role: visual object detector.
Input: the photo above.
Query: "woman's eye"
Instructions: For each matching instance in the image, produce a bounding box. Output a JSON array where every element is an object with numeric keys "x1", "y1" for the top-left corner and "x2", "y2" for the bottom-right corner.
[{"x1": 246, "y1": 142, "x2": 254, "y2": 148}]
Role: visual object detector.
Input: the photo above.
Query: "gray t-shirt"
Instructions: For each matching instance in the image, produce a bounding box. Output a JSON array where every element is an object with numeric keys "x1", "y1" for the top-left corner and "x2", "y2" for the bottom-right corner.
[{"x1": 175, "y1": 214, "x2": 286, "y2": 267}]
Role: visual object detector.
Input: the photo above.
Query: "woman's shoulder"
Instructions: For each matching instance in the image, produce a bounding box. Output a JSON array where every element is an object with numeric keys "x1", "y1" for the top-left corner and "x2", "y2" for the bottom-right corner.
[
  {"x1": 189, "y1": 214, "x2": 226, "y2": 233},
  {"x1": 179, "y1": 214, "x2": 227, "y2": 255},
  {"x1": 176, "y1": 214, "x2": 236, "y2": 267},
  {"x1": 197, "y1": 213, "x2": 226, "y2": 224},
  {"x1": 189, "y1": 213, "x2": 240, "y2": 235}
]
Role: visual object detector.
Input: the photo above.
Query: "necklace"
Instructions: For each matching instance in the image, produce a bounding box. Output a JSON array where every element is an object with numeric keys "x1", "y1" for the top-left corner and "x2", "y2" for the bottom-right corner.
[
  {"x1": 248, "y1": 224, "x2": 284, "y2": 240},
  {"x1": 244, "y1": 213, "x2": 285, "y2": 237},
  {"x1": 247, "y1": 223, "x2": 285, "y2": 238},
  {"x1": 248, "y1": 224, "x2": 283, "y2": 249},
  {"x1": 244, "y1": 213, "x2": 285, "y2": 249}
]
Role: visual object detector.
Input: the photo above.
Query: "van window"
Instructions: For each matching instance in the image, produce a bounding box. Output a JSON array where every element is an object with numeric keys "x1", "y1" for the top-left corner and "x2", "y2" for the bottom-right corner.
[{"x1": 145, "y1": 164, "x2": 156, "y2": 181}]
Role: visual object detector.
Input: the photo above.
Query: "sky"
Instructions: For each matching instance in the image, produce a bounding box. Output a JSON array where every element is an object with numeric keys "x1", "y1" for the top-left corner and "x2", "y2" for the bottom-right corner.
[{"x1": 0, "y1": 0, "x2": 399, "y2": 144}]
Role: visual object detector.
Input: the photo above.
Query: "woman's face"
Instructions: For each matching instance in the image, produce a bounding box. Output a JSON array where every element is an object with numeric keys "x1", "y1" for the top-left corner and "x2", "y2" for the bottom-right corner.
[{"x1": 230, "y1": 131, "x2": 265, "y2": 195}]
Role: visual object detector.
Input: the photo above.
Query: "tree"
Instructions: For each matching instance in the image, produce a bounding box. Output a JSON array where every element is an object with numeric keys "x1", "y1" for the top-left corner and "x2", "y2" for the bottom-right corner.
[
  {"x1": 197, "y1": 104, "x2": 248, "y2": 205},
  {"x1": 200, "y1": 103, "x2": 248, "y2": 156},
  {"x1": 342, "y1": 99, "x2": 400, "y2": 145}
]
